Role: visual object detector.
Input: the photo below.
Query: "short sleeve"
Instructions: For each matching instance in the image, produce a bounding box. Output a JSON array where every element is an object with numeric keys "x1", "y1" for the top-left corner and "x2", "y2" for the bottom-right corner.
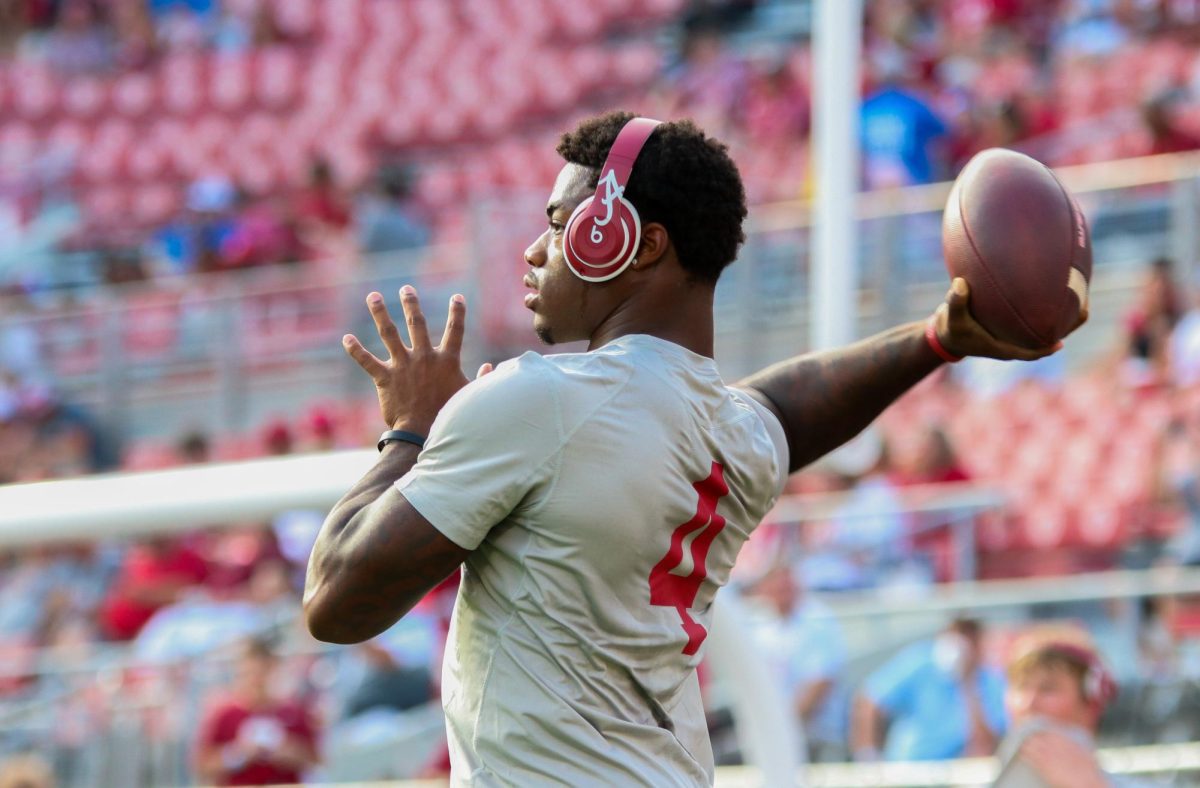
[
  {"x1": 395, "y1": 357, "x2": 563, "y2": 550},
  {"x1": 730, "y1": 389, "x2": 790, "y2": 495},
  {"x1": 865, "y1": 643, "x2": 925, "y2": 715}
]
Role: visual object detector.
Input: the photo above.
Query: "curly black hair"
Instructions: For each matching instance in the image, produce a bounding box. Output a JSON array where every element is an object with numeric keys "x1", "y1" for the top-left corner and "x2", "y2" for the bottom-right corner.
[{"x1": 556, "y1": 111, "x2": 748, "y2": 285}]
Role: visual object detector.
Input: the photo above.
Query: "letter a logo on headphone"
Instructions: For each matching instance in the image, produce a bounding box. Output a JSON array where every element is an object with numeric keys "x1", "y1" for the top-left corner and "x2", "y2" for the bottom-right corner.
[{"x1": 564, "y1": 117, "x2": 662, "y2": 282}]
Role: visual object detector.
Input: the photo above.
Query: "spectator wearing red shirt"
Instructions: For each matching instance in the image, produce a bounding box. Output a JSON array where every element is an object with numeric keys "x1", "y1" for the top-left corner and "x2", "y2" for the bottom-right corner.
[
  {"x1": 893, "y1": 425, "x2": 972, "y2": 581},
  {"x1": 295, "y1": 158, "x2": 352, "y2": 232},
  {"x1": 1144, "y1": 92, "x2": 1200, "y2": 155},
  {"x1": 195, "y1": 636, "x2": 320, "y2": 786},
  {"x1": 894, "y1": 425, "x2": 971, "y2": 487},
  {"x1": 99, "y1": 535, "x2": 209, "y2": 640}
]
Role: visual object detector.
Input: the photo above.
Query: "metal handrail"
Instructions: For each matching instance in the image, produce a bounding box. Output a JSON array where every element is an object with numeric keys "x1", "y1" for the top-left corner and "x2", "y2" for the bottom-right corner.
[{"x1": 749, "y1": 149, "x2": 1200, "y2": 232}]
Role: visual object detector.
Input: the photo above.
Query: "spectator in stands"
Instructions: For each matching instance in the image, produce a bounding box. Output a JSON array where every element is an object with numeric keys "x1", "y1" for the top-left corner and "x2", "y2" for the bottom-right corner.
[
  {"x1": 892, "y1": 424, "x2": 972, "y2": 582},
  {"x1": 342, "y1": 601, "x2": 439, "y2": 719},
  {"x1": 0, "y1": 0, "x2": 28, "y2": 57},
  {"x1": 860, "y1": 51, "x2": 949, "y2": 189},
  {"x1": 801, "y1": 429, "x2": 922, "y2": 591},
  {"x1": 299, "y1": 404, "x2": 339, "y2": 452},
  {"x1": 154, "y1": 0, "x2": 216, "y2": 52},
  {"x1": 1143, "y1": 91, "x2": 1200, "y2": 156},
  {"x1": 99, "y1": 535, "x2": 209, "y2": 640},
  {"x1": 0, "y1": 544, "x2": 111, "y2": 649},
  {"x1": 993, "y1": 639, "x2": 1119, "y2": 788},
  {"x1": 212, "y1": 0, "x2": 284, "y2": 53},
  {"x1": 195, "y1": 636, "x2": 320, "y2": 786},
  {"x1": 1120, "y1": 256, "x2": 1183, "y2": 388},
  {"x1": 296, "y1": 158, "x2": 353, "y2": 235},
  {"x1": 0, "y1": 294, "x2": 40, "y2": 386},
  {"x1": 40, "y1": 0, "x2": 114, "y2": 74},
  {"x1": 851, "y1": 618, "x2": 1006, "y2": 762},
  {"x1": 1054, "y1": 0, "x2": 1132, "y2": 59},
  {"x1": 1151, "y1": 414, "x2": 1200, "y2": 565},
  {"x1": 176, "y1": 429, "x2": 211, "y2": 464},
  {"x1": 151, "y1": 176, "x2": 239, "y2": 276},
  {"x1": 664, "y1": 28, "x2": 749, "y2": 137},
  {"x1": 894, "y1": 424, "x2": 971, "y2": 486},
  {"x1": 1169, "y1": 273, "x2": 1200, "y2": 386},
  {"x1": 135, "y1": 559, "x2": 295, "y2": 662},
  {"x1": 262, "y1": 419, "x2": 293, "y2": 457},
  {"x1": 740, "y1": 57, "x2": 809, "y2": 150},
  {"x1": 747, "y1": 565, "x2": 848, "y2": 762},
  {"x1": 356, "y1": 163, "x2": 431, "y2": 256},
  {"x1": 111, "y1": 0, "x2": 157, "y2": 69},
  {"x1": 681, "y1": 0, "x2": 758, "y2": 34},
  {"x1": 219, "y1": 192, "x2": 307, "y2": 269}
]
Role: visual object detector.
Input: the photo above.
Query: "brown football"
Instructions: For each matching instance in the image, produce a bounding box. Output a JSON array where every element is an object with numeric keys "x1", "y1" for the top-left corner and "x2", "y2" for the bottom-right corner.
[{"x1": 942, "y1": 148, "x2": 1092, "y2": 348}]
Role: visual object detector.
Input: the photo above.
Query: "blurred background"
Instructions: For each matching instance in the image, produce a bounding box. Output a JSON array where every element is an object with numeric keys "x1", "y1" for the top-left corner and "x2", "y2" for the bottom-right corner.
[{"x1": 3, "y1": 0, "x2": 1200, "y2": 785}]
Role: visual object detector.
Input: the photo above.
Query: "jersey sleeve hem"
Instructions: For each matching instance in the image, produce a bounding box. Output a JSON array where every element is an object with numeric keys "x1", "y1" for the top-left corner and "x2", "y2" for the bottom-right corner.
[{"x1": 394, "y1": 479, "x2": 484, "y2": 551}]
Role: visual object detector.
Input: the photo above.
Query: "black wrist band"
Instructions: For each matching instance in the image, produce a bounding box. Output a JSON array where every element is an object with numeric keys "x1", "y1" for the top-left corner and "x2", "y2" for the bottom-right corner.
[{"x1": 377, "y1": 429, "x2": 427, "y2": 452}]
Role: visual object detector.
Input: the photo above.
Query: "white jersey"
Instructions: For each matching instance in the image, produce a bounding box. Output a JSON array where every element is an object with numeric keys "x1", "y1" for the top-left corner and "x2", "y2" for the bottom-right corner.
[{"x1": 397, "y1": 334, "x2": 789, "y2": 786}]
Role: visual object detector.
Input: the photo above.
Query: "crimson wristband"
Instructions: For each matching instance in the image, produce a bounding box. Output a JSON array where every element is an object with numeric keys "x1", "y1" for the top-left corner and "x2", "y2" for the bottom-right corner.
[
  {"x1": 378, "y1": 429, "x2": 426, "y2": 452},
  {"x1": 925, "y1": 318, "x2": 963, "y2": 363}
]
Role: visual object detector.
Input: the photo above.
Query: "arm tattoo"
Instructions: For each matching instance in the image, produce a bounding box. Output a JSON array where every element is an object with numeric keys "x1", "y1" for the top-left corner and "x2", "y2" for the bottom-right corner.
[{"x1": 740, "y1": 321, "x2": 942, "y2": 472}]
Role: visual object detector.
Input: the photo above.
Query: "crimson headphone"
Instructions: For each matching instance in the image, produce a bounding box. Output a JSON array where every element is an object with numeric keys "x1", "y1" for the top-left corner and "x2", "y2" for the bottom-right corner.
[
  {"x1": 1040, "y1": 642, "x2": 1118, "y2": 710},
  {"x1": 563, "y1": 117, "x2": 662, "y2": 282}
]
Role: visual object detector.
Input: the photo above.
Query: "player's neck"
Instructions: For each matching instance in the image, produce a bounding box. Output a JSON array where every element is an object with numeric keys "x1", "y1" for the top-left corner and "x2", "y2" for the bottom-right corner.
[{"x1": 587, "y1": 286, "x2": 714, "y2": 358}]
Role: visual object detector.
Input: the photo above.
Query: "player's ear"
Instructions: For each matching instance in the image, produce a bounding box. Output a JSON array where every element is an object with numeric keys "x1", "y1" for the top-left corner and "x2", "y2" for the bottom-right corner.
[{"x1": 631, "y1": 222, "x2": 669, "y2": 270}]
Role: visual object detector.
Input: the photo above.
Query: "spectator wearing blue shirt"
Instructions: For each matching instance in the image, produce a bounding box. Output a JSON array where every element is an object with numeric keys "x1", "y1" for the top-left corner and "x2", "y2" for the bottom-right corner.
[
  {"x1": 860, "y1": 54, "x2": 949, "y2": 189},
  {"x1": 851, "y1": 618, "x2": 1006, "y2": 762},
  {"x1": 748, "y1": 565, "x2": 849, "y2": 762}
]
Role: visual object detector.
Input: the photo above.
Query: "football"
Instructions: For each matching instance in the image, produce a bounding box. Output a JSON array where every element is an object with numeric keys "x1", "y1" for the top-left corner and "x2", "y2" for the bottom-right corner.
[{"x1": 942, "y1": 148, "x2": 1092, "y2": 348}]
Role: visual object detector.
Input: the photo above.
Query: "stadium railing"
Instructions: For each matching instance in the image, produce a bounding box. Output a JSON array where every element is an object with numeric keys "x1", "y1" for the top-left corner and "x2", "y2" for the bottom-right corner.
[
  {"x1": 3, "y1": 150, "x2": 1200, "y2": 441},
  {"x1": 3, "y1": 459, "x2": 1200, "y2": 784}
]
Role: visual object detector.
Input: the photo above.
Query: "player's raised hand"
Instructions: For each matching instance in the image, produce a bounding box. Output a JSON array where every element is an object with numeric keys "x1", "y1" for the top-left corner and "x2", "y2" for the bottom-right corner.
[
  {"x1": 342, "y1": 285, "x2": 470, "y2": 434},
  {"x1": 933, "y1": 277, "x2": 1072, "y2": 362}
]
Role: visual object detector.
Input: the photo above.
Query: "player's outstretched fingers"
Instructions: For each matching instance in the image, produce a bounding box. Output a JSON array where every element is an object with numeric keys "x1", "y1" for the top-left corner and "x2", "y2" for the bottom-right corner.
[
  {"x1": 367, "y1": 292, "x2": 408, "y2": 359},
  {"x1": 476, "y1": 362, "x2": 493, "y2": 379},
  {"x1": 399, "y1": 285, "x2": 430, "y2": 352},
  {"x1": 440, "y1": 294, "x2": 466, "y2": 354},
  {"x1": 343, "y1": 334, "x2": 387, "y2": 381}
]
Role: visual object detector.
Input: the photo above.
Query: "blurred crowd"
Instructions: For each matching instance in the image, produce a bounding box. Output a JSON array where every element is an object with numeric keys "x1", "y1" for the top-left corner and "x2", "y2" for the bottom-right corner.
[
  {"x1": 662, "y1": 0, "x2": 1200, "y2": 193},
  {"x1": 3, "y1": 0, "x2": 1200, "y2": 784},
  {"x1": 7, "y1": 0, "x2": 1200, "y2": 295},
  {"x1": 0, "y1": 0, "x2": 290, "y2": 70}
]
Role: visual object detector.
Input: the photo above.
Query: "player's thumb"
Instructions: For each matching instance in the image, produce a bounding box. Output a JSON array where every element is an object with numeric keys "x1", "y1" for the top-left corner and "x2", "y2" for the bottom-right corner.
[{"x1": 945, "y1": 277, "x2": 970, "y2": 317}]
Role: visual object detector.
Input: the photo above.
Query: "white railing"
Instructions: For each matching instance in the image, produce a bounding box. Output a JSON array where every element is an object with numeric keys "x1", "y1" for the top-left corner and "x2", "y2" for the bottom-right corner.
[{"x1": 2, "y1": 150, "x2": 1198, "y2": 439}]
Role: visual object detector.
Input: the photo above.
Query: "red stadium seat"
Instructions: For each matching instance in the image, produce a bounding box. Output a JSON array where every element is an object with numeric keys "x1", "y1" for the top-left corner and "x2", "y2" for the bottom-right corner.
[
  {"x1": 256, "y1": 48, "x2": 301, "y2": 109},
  {"x1": 61, "y1": 75, "x2": 109, "y2": 119},
  {"x1": 112, "y1": 72, "x2": 158, "y2": 119},
  {"x1": 210, "y1": 55, "x2": 253, "y2": 114},
  {"x1": 160, "y1": 54, "x2": 206, "y2": 116}
]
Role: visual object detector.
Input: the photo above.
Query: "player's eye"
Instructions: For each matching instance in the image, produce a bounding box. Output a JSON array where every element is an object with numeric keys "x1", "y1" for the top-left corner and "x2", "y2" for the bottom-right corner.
[{"x1": 549, "y1": 221, "x2": 565, "y2": 234}]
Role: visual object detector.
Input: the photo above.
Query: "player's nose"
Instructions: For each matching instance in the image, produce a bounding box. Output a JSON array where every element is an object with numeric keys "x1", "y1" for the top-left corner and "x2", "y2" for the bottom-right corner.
[{"x1": 524, "y1": 231, "x2": 548, "y2": 268}]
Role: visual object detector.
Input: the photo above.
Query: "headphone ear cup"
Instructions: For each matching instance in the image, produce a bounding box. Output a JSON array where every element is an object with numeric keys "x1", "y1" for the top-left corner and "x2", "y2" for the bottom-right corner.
[
  {"x1": 563, "y1": 197, "x2": 641, "y2": 283},
  {"x1": 563, "y1": 196, "x2": 595, "y2": 276}
]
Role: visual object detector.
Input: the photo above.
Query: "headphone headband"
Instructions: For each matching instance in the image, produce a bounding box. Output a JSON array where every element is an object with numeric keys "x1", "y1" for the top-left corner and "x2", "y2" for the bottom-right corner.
[
  {"x1": 597, "y1": 117, "x2": 661, "y2": 192},
  {"x1": 563, "y1": 117, "x2": 663, "y2": 283},
  {"x1": 1038, "y1": 642, "x2": 1117, "y2": 709}
]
